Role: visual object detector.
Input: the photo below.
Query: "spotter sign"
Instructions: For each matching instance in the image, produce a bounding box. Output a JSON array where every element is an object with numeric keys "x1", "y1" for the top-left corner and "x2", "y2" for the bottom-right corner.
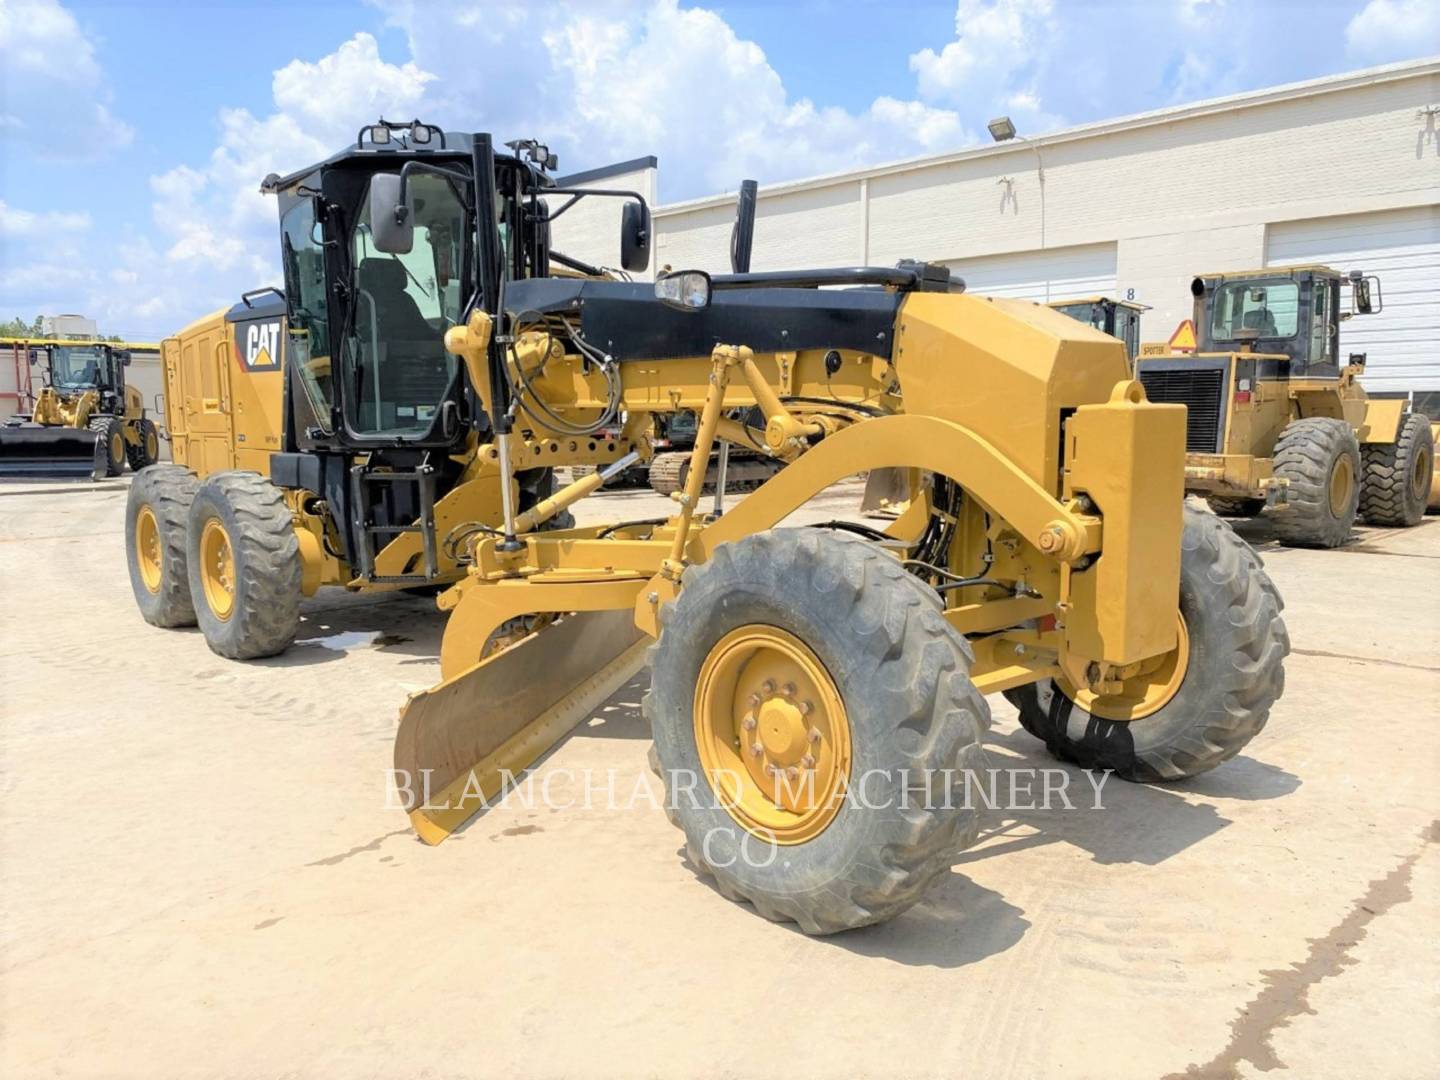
[{"x1": 1167, "y1": 319, "x2": 1197, "y2": 353}]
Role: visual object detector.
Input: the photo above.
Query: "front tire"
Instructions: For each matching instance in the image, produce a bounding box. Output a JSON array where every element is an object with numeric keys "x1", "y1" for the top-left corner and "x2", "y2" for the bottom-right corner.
[
  {"x1": 126, "y1": 465, "x2": 200, "y2": 627},
  {"x1": 1269, "y1": 417, "x2": 1359, "y2": 548},
  {"x1": 1010, "y1": 508, "x2": 1289, "y2": 781},
  {"x1": 1359, "y1": 413, "x2": 1433, "y2": 527},
  {"x1": 186, "y1": 471, "x2": 302, "y2": 659},
  {"x1": 89, "y1": 415, "x2": 126, "y2": 477},
  {"x1": 646, "y1": 528, "x2": 989, "y2": 935}
]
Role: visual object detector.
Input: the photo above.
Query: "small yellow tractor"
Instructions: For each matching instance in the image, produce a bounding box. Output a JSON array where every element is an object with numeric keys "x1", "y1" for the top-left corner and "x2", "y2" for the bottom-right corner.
[
  {"x1": 1134, "y1": 266, "x2": 1433, "y2": 546},
  {"x1": 127, "y1": 123, "x2": 1290, "y2": 935},
  {"x1": 0, "y1": 339, "x2": 162, "y2": 478}
]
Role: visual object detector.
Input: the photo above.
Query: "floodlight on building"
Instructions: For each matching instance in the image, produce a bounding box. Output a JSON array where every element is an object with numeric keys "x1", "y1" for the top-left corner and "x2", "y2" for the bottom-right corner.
[{"x1": 987, "y1": 116, "x2": 1017, "y2": 142}]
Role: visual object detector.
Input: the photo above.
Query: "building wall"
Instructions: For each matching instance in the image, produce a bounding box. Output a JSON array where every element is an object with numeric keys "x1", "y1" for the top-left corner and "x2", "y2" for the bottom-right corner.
[
  {"x1": 549, "y1": 157, "x2": 659, "y2": 279},
  {"x1": 650, "y1": 59, "x2": 1440, "y2": 390}
]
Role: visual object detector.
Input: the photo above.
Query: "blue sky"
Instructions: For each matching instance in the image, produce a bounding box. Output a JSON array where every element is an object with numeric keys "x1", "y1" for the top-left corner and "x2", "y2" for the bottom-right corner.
[{"x1": 1, "y1": 0, "x2": 1436, "y2": 340}]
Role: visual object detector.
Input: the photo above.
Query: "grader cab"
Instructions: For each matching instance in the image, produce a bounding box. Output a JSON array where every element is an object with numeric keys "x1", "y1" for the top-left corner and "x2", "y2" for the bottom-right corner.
[
  {"x1": 0, "y1": 340, "x2": 161, "y2": 478},
  {"x1": 1134, "y1": 266, "x2": 1433, "y2": 545},
  {"x1": 126, "y1": 125, "x2": 1290, "y2": 935},
  {"x1": 1048, "y1": 296, "x2": 1149, "y2": 362}
]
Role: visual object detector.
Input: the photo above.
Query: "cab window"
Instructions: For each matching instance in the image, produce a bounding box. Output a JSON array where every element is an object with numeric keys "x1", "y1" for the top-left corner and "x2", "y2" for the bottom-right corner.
[
  {"x1": 1211, "y1": 281, "x2": 1299, "y2": 340},
  {"x1": 280, "y1": 198, "x2": 334, "y2": 432}
]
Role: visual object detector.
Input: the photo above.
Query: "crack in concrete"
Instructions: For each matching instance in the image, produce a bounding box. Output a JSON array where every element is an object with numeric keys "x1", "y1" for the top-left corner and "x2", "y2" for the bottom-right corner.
[
  {"x1": 1166, "y1": 821, "x2": 1436, "y2": 1080},
  {"x1": 1289, "y1": 647, "x2": 1440, "y2": 674}
]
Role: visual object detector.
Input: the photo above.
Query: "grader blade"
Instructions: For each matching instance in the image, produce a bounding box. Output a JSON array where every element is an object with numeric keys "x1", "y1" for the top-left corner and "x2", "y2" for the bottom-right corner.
[
  {"x1": 396, "y1": 608, "x2": 649, "y2": 844},
  {"x1": 860, "y1": 467, "x2": 912, "y2": 519}
]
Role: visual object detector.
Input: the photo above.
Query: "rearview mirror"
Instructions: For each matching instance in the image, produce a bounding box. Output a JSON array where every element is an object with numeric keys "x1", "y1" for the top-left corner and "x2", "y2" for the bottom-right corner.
[
  {"x1": 368, "y1": 172, "x2": 414, "y2": 254},
  {"x1": 654, "y1": 270, "x2": 711, "y2": 312},
  {"x1": 621, "y1": 201, "x2": 650, "y2": 273},
  {"x1": 1351, "y1": 273, "x2": 1375, "y2": 315},
  {"x1": 119, "y1": 350, "x2": 131, "y2": 366}
]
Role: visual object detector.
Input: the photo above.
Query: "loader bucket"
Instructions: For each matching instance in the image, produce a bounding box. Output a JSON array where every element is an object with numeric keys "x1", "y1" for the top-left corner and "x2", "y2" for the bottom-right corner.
[
  {"x1": 396, "y1": 608, "x2": 650, "y2": 844},
  {"x1": 0, "y1": 426, "x2": 105, "y2": 480},
  {"x1": 860, "y1": 467, "x2": 913, "y2": 519}
]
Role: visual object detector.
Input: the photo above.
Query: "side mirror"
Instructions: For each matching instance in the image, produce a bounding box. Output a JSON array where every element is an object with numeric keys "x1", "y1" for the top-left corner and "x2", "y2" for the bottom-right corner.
[
  {"x1": 368, "y1": 172, "x2": 414, "y2": 254},
  {"x1": 621, "y1": 201, "x2": 650, "y2": 273},
  {"x1": 1351, "y1": 273, "x2": 1375, "y2": 315},
  {"x1": 654, "y1": 270, "x2": 711, "y2": 312},
  {"x1": 119, "y1": 350, "x2": 132, "y2": 366}
]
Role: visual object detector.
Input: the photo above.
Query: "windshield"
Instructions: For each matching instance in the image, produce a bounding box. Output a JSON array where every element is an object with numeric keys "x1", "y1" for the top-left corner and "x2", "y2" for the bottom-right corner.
[
  {"x1": 1053, "y1": 302, "x2": 1106, "y2": 331},
  {"x1": 343, "y1": 171, "x2": 466, "y2": 438},
  {"x1": 49, "y1": 346, "x2": 113, "y2": 389},
  {"x1": 1211, "y1": 280, "x2": 1299, "y2": 340}
]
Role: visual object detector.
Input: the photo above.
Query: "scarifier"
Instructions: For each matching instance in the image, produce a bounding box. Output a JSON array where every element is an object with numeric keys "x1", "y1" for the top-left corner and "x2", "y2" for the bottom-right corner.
[{"x1": 129, "y1": 123, "x2": 1291, "y2": 934}]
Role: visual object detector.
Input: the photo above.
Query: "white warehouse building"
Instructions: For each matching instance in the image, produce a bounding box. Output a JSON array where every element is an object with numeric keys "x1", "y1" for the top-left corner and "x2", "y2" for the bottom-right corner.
[{"x1": 557, "y1": 57, "x2": 1439, "y2": 402}]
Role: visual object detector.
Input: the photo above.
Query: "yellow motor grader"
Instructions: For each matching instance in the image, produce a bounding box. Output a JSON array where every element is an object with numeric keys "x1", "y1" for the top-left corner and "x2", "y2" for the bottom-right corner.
[
  {"x1": 0, "y1": 339, "x2": 161, "y2": 478},
  {"x1": 1134, "y1": 267, "x2": 1433, "y2": 546},
  {"x1": 127, "y1": 123, "x2": 1290, "y2": 935}
]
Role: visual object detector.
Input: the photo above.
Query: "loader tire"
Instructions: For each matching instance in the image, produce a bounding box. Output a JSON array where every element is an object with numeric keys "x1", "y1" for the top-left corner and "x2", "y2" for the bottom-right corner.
[
  {"x1": 90, "y1": 415, "x2": 126, "y2": 477},
  {"x1": 126, "y1": 465, "x2": 200, "y2": 628},
  {"x1": 1359, "y1": 413, "x2": 1433, "y2": 528},
  {"x1": 645, "y1": 528, "x2": 989, "y2": 935},
  {"x1": 1269, "y1": 417, "x2": 1359, "y2": 548},
  {"x1": 126, "y1": 418, "x2": 161, "y2": 471},
  {"x1": 186, "y1": 471, "x2": 302, "y2": 660},
  {"x1": 1011, "y1": 508, "x2": 1288, "y2": 781},
  {"x1": 1206, "y1": 496, "x2": 1264, "y2": 518}
]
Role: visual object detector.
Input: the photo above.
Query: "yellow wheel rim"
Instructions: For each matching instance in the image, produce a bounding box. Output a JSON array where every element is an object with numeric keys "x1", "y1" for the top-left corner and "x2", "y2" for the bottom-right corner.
[
  {"x1": 1329, "y1": 453, "x2": 1354, "y2": 516},
  {"x1": 145, "y1": 428, "x2": 159, "y2": 459},
  {"x1": 135, "y1": 506, "x2": 163, "y2": 594},
  {"x1": 199, "y1": 517, "x2": 236, "y2": 621},
  {"x1": 693, "y1": 625, "x2": 851, "y2": 845},
  {"x1": 111, "y1": 431, "x2": 125, "y2": 464},
  {"x1": 1059, "y1": 614, "x2": 1191, "y2": 722},
  {"x1": 1412, "y1": 444, "x2": 1431, "y2": 501}
]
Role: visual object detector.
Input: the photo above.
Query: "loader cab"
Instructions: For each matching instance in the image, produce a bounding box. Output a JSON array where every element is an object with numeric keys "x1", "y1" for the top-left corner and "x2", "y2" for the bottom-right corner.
[
  {"x1": 1049, "y1": 297, "x2": 1147, "y2": 360},
  {"x1": 1190, "y1": 266, "x2": 1378, "y2": 380},
  {"x1": 45, "y1": 344, "x2": 124, "y2": 395}
]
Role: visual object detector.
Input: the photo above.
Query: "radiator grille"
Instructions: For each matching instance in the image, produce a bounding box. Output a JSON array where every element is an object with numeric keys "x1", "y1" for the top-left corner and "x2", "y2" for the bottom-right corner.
[{"x1": 1137, "y1": 368, "x2": 1226, "y2": 453}]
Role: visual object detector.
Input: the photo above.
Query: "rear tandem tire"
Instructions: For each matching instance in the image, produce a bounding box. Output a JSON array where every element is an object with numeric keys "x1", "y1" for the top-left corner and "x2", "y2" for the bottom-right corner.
[
  {"x1": 1009, "y1": 508, "x2": 1288, "y2": 781},
  {"x1": 126, "y1": 465, "x2": 200, "y2": 628},
  {"x1": 1359, "y1": 412, "x2": 1433, "y2": 528},
  {"x1": 1269, "y1": 417, "x2": 1359, "y2": 548},
  {"x1": 186, "y1": 471, "x2": 303, "y2": 659},
  {"x1": 645, "y1": 528, "x2": 990, "y2": 935}
]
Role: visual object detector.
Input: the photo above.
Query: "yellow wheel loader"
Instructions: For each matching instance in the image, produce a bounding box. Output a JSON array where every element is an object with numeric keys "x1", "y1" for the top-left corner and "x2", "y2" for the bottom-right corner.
[
  {"x1": 1134, "y1": 267, "x2": 1433, "y2": 546},
  {"x1": 0, "y1": 340, "x2": 161, "y2": 478},
  {"x1": 127, "y1": 124, "x2": 1290, "y2": 935}
]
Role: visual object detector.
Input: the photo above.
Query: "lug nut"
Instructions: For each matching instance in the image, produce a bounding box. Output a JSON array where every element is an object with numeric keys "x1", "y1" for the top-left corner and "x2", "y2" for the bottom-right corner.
[
  {"x1": 742, "y1": 715, "x2": 757, "y2": 731},
  {"x1": 747, "y1": 692, "x2": 762, "y2": 708},
  {"x1": 785, "y1": 767, "x2": 799, "y2": 781},
  {"x1": 760, "y1": 680, "x2": 776, "y2": 695},
  {"x1": 798, "y1": 700, "x2": 814, "y2": 716},
  {"x1": 751, "y1": 742, "x2": 764, "y2": 757},
  {"x1": 781, "y1": 682, "x2": 796, "y2": 698},
  {"x1": 800, "y1": 755, "x2": 815, "y2": 769},
  {"x1": 808, "y1": 727, "x2": 822, "y2": 743}
]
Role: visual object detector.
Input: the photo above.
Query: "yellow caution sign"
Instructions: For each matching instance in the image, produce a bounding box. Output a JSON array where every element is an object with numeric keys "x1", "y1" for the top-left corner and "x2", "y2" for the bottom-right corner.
[{"x1": 1168, "y1": 319, "x2": 1198, "y2": 353}]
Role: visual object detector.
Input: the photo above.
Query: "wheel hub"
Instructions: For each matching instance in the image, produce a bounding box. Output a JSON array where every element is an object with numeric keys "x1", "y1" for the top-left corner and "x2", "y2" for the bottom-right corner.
[
  {"x1": 693, "y1": 625, "x2": 850, "y2": 844},
  {"x1": 1058, "y1": 613, "x2": 1190, "y2": 721},
  {"x1": 1329, "y1": 454, "x2": 1354, "y2": 516},
  {"x1": 199, "y1": 518, "x2": 235, "y2": 621},
  {"x1": 135, "y1": 506, "x2": 162, "y2": 594}
]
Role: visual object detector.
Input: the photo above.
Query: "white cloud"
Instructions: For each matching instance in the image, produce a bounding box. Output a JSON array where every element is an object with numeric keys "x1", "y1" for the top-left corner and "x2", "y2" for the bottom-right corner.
[
  {"x1": 0, "y1": 199, "x2": 91, "y2": 235},
  {"x1": 0, "y1": 0, "x2": 133, "y2": 157},
  {"x1": 1345, "y1": 0, "x2": 1440, "y2": 63}
]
